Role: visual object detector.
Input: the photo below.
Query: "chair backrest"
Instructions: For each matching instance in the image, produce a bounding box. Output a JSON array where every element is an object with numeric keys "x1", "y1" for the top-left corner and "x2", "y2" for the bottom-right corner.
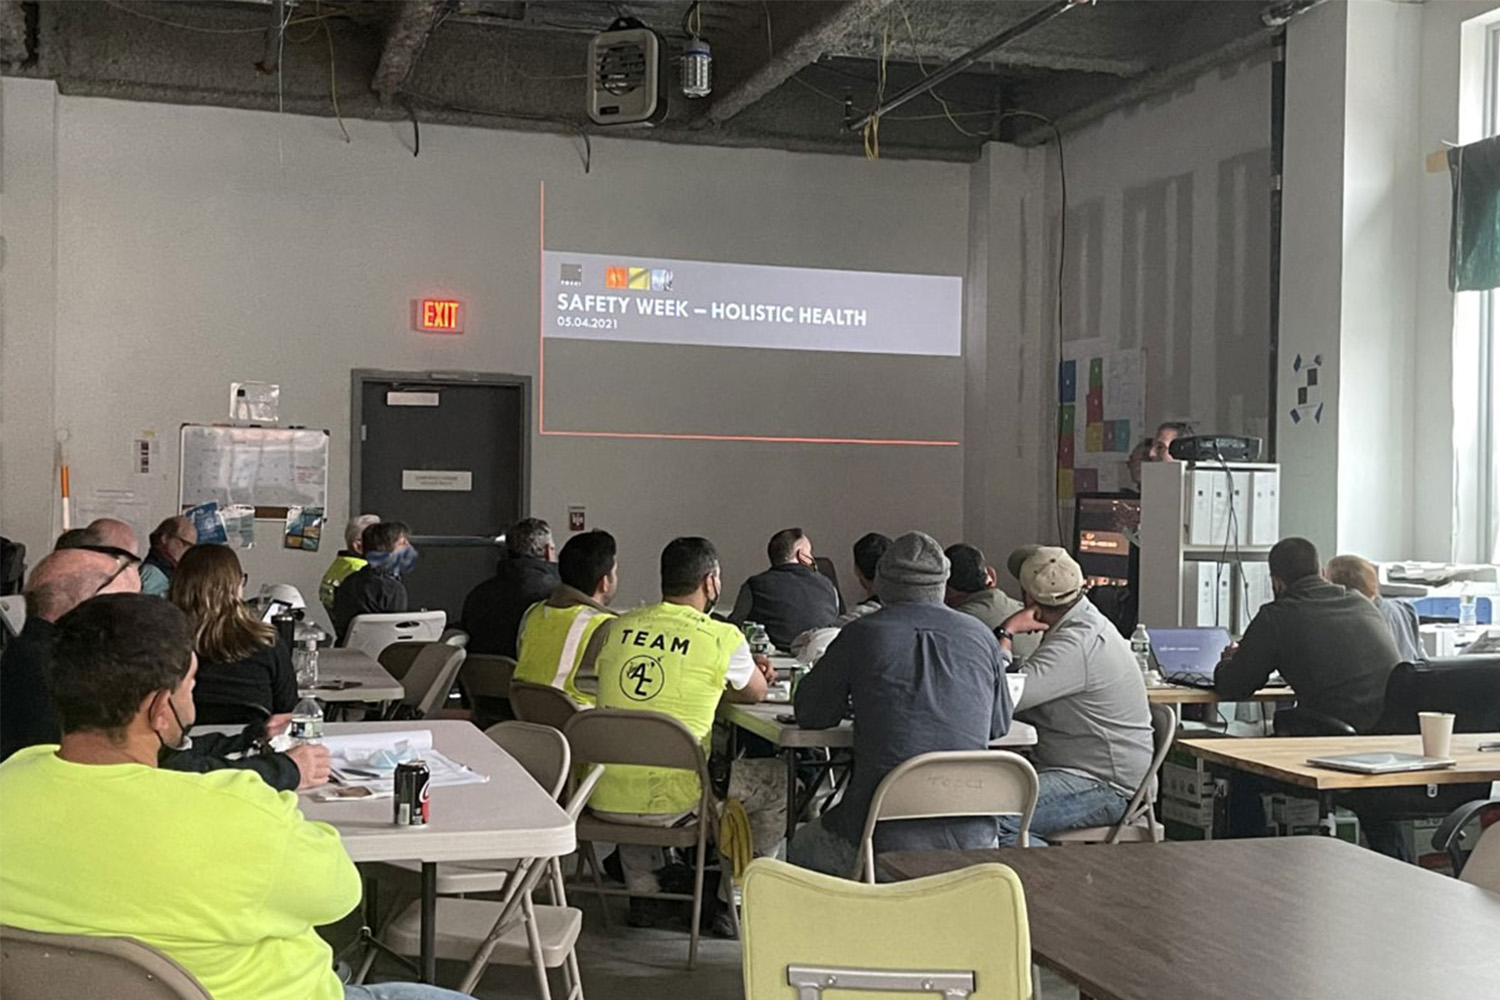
[
  {"x1": 485, "y1": 720, "x2": 570, "y2": 801},
  {"x1": 510, "y1": 680, "x2": 583, "y2": 731},
  {"x1": 0, "y1": 926, "x2": 213, "y2": 1000},
  {"x1": 399, "y1": 643, "x2": 466, "y2": 718},
  {"x1": 0, "y1": 595, "x2": 25, "y2": 638},
  {"x1": 1374, "y1": 657, "x2": 1500, "y2": 734},
  {"x1": 440, "y1": 628, "x2": 470, "y2": 649},
  {"x1": 859, "y1": 751, "x2": 1038, "y2": 883},
  {"x1": 564, "y1": 707, "x2": 708, "y2": 773},
  {"x1": 462, "y1": 654, "x2": 518, "y2": 700},
  {"x1": 741, "y1": 858, "x2": 1031, "y2": 1000},
  {"x1": 377, "y1": 641, "x2": 428, "y2": 682},
  {"x1": 1459, "y1": 820, "x2": 1500, "y2": 893},
  {"x1": 1102, "y1": 702, "x2": 1177, "y2": 843},
  {"x1": 343, "y1": 610, "x2": 447, "y2": 659}
]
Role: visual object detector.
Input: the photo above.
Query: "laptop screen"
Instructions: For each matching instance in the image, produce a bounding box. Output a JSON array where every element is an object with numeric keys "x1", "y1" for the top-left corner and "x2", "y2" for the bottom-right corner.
[{"x1": 1150, "y1": 627, "x2": 1232, "y2": 679}]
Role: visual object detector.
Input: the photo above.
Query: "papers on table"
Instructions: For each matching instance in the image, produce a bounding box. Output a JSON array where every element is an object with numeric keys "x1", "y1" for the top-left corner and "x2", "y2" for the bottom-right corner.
[{"x1": 308, "y1": 729, "x2": 490, "y2": 801}]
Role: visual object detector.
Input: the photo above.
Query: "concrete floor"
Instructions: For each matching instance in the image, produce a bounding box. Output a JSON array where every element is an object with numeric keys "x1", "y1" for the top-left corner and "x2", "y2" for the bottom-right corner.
[{"x1": 360, "y1": 893, "x2": 1077, "y2": 1000}]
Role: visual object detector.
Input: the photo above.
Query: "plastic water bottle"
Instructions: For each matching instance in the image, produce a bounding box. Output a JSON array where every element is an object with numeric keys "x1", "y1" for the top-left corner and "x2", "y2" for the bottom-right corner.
[
  {"x1": 289, "y1": 694, "x2": 324, "y2": 744},
  {"x1": 1130, "y1": 624, "x2": 1158, "y2": 684},
  {"x1": 1459, "y1": 593, "x2": 1478, "y2": 627},
  {"x1": 293, "y1": 639, "x2": 319, "y2": 688}
]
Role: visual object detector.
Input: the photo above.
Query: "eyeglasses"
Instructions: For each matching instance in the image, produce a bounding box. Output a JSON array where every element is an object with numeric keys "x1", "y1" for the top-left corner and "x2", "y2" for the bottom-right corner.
[
  {"x1": 66, "y1": 544, "x2": 141, "y2": 564},
  {"x1": 241, "y1": 572, "x2": 250, "y2": 590}
]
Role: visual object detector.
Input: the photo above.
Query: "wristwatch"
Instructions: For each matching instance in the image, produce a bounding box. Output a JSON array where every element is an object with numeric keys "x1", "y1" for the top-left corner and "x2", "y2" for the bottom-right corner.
[{"x1": 995, "y1": 627, "x2": 1014, "y2": 643}]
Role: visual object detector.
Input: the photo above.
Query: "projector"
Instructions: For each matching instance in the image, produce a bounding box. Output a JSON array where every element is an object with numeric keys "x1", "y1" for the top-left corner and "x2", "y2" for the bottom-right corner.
[{"x1": 1169, "y1": 434, "x2": 1263, "y2": 462}]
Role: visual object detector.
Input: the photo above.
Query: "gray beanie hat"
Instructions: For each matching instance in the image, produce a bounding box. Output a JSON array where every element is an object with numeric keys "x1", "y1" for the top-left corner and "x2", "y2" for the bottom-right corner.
[{"x1": 875, "y1": 531, "x2": 950, "y2": 604}]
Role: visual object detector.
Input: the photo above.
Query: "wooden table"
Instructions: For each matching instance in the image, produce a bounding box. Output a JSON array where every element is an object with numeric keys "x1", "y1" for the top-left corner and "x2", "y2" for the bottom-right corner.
[
  {"x1": 303, "y1": 721, "x2": 574, "y2": 983},
  {"x1": 882, "y1": 838, "x2": 1500, "y2": 1000},
  {"x1": 1145, "y1": 684, "x2": 1290, "y2": 705},
  {"x1": 1181, "y1": 732, "x2": 1500, "y2": 834},
  {"x1": 301, "y1": 648, "x2": 404, "y2": 711},
  {"x1": 717, "y1": 702, "x2": 1037, "y2": 844}
]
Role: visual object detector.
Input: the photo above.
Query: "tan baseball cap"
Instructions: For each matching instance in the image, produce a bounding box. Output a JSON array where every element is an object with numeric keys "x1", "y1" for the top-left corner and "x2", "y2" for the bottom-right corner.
[
  {"x1": 1019, "y1": 546, "x2": 1085, "y2": 606},
  {"x1": 1006, "y1": 544, "x2": 1043, "y2": 582}
]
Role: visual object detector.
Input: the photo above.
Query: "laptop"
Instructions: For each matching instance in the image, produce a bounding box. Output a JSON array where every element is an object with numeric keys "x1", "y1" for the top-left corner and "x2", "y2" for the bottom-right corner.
[
  {"x1": 1306, "y1": 752, "x2": 1457, "y2": 775},
  {"x1": 1150, "y1": 627, "x2": 1233, "y2": 689}
]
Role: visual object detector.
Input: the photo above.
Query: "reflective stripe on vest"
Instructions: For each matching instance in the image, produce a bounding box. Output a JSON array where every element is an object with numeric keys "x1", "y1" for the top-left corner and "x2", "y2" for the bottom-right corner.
[{"x1": 515, "y1": 603, "x2": 611, "y2": 704}]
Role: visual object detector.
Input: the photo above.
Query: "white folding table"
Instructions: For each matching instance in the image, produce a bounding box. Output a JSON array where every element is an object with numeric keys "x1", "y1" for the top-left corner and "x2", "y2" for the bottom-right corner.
[
  {"x1": 300, "y1": 648, "x2": 405, "y2": 715},
  {"x1": 301, "y1": 721, "x2": 575, "y2": 983}
]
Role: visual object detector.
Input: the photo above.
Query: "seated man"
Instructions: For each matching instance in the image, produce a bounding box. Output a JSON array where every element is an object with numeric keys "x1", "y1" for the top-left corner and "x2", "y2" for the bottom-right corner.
[
  {"x1": 728, "y1": 527, "x2": 840, "y2": 650},
  {"x1": 590, "y1": 537, "x2": 772, "y2": 909},
  {"x1": 945, "y1": 542, "x2": 1041, "y2": 661},
  {"x1": 319, "y1": 513, "x2": 380, "y2": 613},
  {"x1": 57, "y1": 517, "x2": 143, "y2": 559},
  {"x1": 1326, "y1": 554, "x2": 1424, "y2": 666},
  {"x1": 791, "y1": 532, "x2": 1012, "y2": 877},
  {"x1": 0, "y1": 594, "x2": 462, "y2": 1000},
  {"x1": 514, "y1": 529, "x2": 619, "y2": 705},
  {"x1": 837, "y1": 532, "x2": 891, "y2": 624},
  {"x1": 1216, "y1": 538, "x2": 1399, "y2": 732},
  {"x1": 0, "y1": 548, "x2": 324, "y2": 790},
  {"x1": 461, "y1": 517, "x2": 560, "y2": 658},
  {"x1": 997, "y1": 547, "x2": 1154, "y2": 842},
  {"x1": 138, "y1": 515, "x2": 197, "y2": 596},
  {"x1": 333, "y1": 520, "x2": 415, "y2": 643}
]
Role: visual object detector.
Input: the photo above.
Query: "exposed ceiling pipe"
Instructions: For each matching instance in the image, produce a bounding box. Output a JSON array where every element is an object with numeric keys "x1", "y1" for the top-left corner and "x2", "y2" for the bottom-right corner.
[
  {"x1": 255, "y1": 0, "x2": 286, "y2": 74},
  {"x1": 1261, "y1": 0, "x2": 1329, "y2": 30},
  {"x1": 845, "y1": 0, "x2": 1092, "y2": 133}
]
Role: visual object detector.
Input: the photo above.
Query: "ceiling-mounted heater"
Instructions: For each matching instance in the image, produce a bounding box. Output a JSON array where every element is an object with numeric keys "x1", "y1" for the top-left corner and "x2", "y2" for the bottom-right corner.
[{"x1": 587, "y1": 19, "x2": 668, "y2": 126}]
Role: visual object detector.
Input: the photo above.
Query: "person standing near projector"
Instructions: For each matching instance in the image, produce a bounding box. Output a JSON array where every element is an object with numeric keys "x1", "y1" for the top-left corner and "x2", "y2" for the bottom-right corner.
[
  {"x1": 1146, "y1": 421, "x2": 1193, "y2": 462},
  {"x1": 728, "y1": 528, "x2": 840, "y2": 650}
]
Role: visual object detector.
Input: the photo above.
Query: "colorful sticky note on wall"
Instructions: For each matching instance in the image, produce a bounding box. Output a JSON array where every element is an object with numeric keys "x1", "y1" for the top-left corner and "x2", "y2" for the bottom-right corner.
[
  {"x1": 1058, "y1": 405, "x2": 1075, "y2": 435},
  {"x1": 1085, "y1": 423, "x2": 1104, "y2": 453},
  {"x1": 1089, "y1": 357, "x2": 1104, "y2": 389},
  {"x1": 1086, "y1": 389, "x2": 1104, "y2": 423},
  {"x1": 1075, "y1": 468, "x2": 1099, "y2": 493},
  {"x1": 1058, "y1": 432, "x2": 1075, "y2": 468},
  {"x1": 1102, "y1": 421, "x2": 1119, "y2": 452},
  {"x1": 1114, "y1": 420, "x2": 1131, "y2": 451},
  {"x1": 1059, "y1": 361, "x2": 1077, "y2": 404},
  {"x1": 1057, "y1": 469, "x2": 1075, "y2": 499}
]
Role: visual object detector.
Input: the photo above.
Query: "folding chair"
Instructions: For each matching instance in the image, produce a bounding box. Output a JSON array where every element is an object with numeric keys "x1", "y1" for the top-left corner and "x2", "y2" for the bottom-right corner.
[
  {"x1": 741, "y1": 858, "x2": 1031, "y2": 1000},
  {"x1": 462, "y1": 654, "x2": 519, "y2": 729},
  {"x1": 511, "y1": 680, "x2": 585, "y2": 732},
  {"x1": 1, "y1": 926, "x2": 212, "y2": 1000},
  {"x1": 380, "y1": 765, "x2": 605, "y2": 1000},
  {"x1": 857, "y1": 750, "x2": 1039, "y2": 883},
  {"x1": 343, "y1": 610, "x2": 446, "y2": 659},
  {"x1": 564, "y1": 709, "x2": 715, "y2": 970},
  {"x1": 391, "y1": 643, "x2": 466, "y2": 720},
  {"x1": 1050, "y1": 702, "x2": 1177, "y2": 844}
]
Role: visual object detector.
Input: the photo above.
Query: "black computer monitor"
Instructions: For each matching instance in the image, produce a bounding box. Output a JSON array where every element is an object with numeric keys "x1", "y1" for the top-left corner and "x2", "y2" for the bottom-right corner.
[{"x1": 1072, "y1": 492, "x2": 1141, "y2": 588}]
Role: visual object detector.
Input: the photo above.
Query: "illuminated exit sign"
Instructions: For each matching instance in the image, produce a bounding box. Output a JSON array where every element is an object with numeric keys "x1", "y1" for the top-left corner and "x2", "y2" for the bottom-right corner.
[{"x1": 411, "y1": 298, "x2": 465, "y2": 334}]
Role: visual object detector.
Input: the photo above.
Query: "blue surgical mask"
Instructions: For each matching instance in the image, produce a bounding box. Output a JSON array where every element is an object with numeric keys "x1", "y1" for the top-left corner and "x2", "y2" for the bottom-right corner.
[{"x1": 370, "y1": 545, "x2": 419, "y2": 578}]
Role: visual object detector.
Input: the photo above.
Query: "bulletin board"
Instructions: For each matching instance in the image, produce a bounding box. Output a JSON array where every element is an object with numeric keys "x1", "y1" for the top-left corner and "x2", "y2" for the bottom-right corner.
[
  {"x1": 178, "y1": 425, "x2": 329, "y2": 518},
  {"x1": 1056, "y1": 346, "x2": 1144, "y2": 498}
]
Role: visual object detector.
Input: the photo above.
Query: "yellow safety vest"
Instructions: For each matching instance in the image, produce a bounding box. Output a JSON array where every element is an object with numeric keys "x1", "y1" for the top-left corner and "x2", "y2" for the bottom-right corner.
[
  {"x1": 514, "y1": 601, "x2": 613, "y2": 706},
  {"x1": 590, "y1": 602, "x2": 745, "y2": 816},
  {"x1": 318, "y1": 553, "x2": 366, "y2": 610}
]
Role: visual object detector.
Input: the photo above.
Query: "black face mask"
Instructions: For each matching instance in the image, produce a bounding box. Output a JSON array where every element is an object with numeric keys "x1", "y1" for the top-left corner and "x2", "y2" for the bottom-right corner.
[{"x1": 157, "y1": 695, "x2": 193, "y2": 753}]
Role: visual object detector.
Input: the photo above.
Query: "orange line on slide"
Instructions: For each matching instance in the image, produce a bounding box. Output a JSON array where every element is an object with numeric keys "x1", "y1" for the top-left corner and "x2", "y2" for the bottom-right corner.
[
  {"x1": 540, "y1": 429, "x2": 959, "y2": 447},
  {"x1": 538, "y1": 180, "x2": 547, "y2": 432}
]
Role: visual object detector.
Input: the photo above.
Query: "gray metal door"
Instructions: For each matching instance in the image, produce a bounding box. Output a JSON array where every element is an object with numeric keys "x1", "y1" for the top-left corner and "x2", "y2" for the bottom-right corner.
[{"x1": 352, "y1": 371, "x2": 529, "y2": 622}]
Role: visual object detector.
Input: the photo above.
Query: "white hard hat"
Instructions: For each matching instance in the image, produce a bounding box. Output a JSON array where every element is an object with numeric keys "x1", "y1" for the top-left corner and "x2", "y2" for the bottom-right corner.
[{"x1": 260, "y1": 583, "x2": 307, "y2": 610}]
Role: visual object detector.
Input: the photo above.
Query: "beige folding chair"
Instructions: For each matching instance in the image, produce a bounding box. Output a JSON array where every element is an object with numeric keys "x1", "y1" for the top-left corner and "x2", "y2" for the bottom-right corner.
[
  {"x1": 440, "y1": 627, "x2": 470, "y2": 648},
  {"x1": 563, "y1": 708, "x2": 715, "y2": 970},
  {"x1": 1049, "y1": 702, "x2": 1178, "y2": 845},
  {"x1": 393, "y1": 643, "x2": 466, "y2": 720},
  {"x1": 381, "y1": 765, "x2": 605, "y2": 1000},
  {"x1": 1, "y1": 926, "x2": 212, "y2": 1000},
  {"x1": 741, "y1": 858, "x2": 1031, "y2": 1000},
  {"x1": 462, "y1": 654, "x2": 519, "y2": 729},
  {"x1": 858, "y1": 751, "x2": 1039, "y2": 883},
  {"x1": 511, "y1": 680, "x2": 584, "y2": 732},
  {"x1": 1459, "y1": 820, "x2": 1500, "y2": 893},
  {"x1": 377, "y1": 641, "x2": 429, "y2": 682}
]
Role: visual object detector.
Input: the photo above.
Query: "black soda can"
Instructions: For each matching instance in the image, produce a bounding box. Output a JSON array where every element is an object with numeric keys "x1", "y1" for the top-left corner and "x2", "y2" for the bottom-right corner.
[{"x1": 394, "y1": 759, "x2": 430, "y2": 826}]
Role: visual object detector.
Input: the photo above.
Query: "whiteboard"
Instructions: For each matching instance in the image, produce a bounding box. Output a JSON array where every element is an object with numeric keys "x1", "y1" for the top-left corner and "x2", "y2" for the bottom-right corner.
[{"x1": 179, "y1": 425, "x2": 329, "y2": 516}]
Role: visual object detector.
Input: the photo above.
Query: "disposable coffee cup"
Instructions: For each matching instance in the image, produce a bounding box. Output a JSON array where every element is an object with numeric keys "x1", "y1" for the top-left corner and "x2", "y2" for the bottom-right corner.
[{"x1": 1419, "y1": 711, "x2": 1455, "y2": 759}]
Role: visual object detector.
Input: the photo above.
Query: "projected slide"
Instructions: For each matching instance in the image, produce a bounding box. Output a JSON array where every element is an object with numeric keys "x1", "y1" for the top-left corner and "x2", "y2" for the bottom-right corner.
[
  {"x1": 543, "y1": 251, "x2": 961, "y2": 356},
  {"x1": 539, "y1": 250, "x2": 964, "y2": 445}
]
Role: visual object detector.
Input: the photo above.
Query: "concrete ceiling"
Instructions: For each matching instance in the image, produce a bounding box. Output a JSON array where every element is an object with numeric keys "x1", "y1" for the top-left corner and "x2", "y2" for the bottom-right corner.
[{"x1": 2, "y1": 0, "x2": 1294, "y2": 162}]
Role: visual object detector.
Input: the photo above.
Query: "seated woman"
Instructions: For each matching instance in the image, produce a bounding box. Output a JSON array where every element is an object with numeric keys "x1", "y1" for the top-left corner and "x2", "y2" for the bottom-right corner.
[{"x1": 169, "y1": 545, "x2": 297, "y2": 729}]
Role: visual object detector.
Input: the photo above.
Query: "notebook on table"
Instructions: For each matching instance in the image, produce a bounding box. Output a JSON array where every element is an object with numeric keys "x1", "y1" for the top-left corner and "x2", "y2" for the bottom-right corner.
[
  {"x1": 1305, "y1": 752, "x2": 1457, "y2": 775},
  {"x1": 1150, "y1": 627, "x2": 1233, "y2": 689}
]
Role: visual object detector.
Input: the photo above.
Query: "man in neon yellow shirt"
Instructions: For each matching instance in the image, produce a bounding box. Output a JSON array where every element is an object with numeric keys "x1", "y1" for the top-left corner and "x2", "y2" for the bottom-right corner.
[
  {"x1": 590, "y1": 536, "x2": 773, "y2": 906},
  {"x1": 514, "y1": 529, "x2": 618, "y2": 705},
  {"x1": 319, "y1": 513, "x2": 380, "y2": 612},
  {"x1": 0, "y1": 593, "x2": 467, "y2": 1000}
]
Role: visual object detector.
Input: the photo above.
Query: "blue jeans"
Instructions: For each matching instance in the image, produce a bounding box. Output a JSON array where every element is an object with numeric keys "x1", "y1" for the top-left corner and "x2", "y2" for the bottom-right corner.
[
  {"x1": 997, "y1": 768, "x2": 1131, "y2": 845},
  {"x1": 345, "y1": 985, "x2": 471, "y2": 1000},
  {"x1": 788, "y1": 815, "x2": 861, "y2": 879}
]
